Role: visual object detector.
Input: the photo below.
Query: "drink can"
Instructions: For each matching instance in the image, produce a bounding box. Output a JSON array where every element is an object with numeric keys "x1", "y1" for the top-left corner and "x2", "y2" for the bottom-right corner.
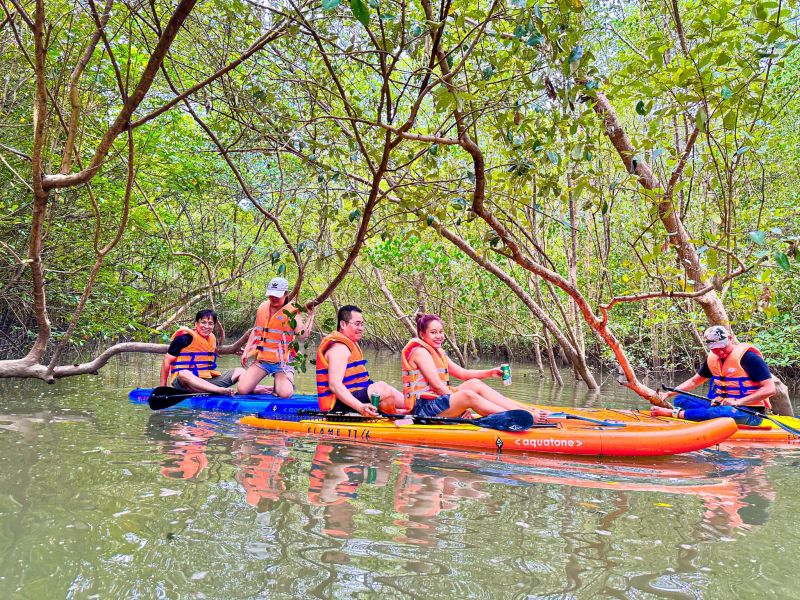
[
  {"x1": 501, "y1": 363, "x2": 512, "y2": 386},
  {"x1": 370, "y1": 393, "x2": 381, "y2": 409}
]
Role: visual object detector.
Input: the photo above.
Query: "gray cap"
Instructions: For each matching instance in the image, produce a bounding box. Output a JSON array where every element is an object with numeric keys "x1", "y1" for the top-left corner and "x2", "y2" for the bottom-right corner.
[
  {"x1": 703, "y1": 325, "x2": 730, "y2": 350},
  {"x1": 266, "y1": 277, "x2": 289, "y2": 297}
]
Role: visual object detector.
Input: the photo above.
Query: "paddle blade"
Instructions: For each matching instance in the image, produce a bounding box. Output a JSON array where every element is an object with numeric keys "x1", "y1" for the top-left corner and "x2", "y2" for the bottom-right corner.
[
  {"x1": 473, "y1": 410, "x2": 534, "y2": 432},
  {"x1": 147, "y1": 386, "x2": 208, "y2": 411}
]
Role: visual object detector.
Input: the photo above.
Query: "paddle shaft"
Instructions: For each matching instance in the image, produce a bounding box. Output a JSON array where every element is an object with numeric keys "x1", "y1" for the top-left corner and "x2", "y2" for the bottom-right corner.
[
  {"x1": 148, "y1": 386, "x2": 222, "y2": 410},
  {"x1": 296, "y1": 409, "x2": 552, "y2": 432},
  {"x1": 661, "y1": 385, "x2": 800, "y2": 437},
  {"x1": 548, "y1": 412, "x2": 626, "y2": 427}
]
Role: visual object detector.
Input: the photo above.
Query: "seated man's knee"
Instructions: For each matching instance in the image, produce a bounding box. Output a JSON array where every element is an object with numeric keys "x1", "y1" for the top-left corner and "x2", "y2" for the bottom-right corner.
[{"x1": 176, "y1": 370, "x2": 192, "y2": 385}]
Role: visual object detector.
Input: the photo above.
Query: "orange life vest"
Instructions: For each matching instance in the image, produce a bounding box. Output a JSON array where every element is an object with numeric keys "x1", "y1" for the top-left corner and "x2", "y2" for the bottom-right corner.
[
  {"x1": 401, "y1": 338, "x2": 452, "y2": 410},
  {"x1": 248, "y1": 302, "x2": 297, "y2": 365},
  {"x1": 315, "y1": 331, "x2": 371, "y2": 411},
  {"x1": 707, "y1": 343, "x2": 771, "y2": 408},
  {"x1": 168, "y1": 327, "x2": 220, "y2": 382}
]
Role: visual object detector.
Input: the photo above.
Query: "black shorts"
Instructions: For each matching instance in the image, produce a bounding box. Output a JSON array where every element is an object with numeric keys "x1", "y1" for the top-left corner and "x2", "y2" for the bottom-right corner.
[
  {"x1": 330, "y1": 384, "x2": 374, "y2": 413},
  {"x1": 172, "y1": 370, "x2": 236, "y2": 391}
]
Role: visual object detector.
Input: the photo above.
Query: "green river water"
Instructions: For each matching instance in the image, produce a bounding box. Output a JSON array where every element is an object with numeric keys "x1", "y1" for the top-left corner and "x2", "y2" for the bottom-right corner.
[{"x1": 0, "y1": 352, "x2": 798, "y2": 599}]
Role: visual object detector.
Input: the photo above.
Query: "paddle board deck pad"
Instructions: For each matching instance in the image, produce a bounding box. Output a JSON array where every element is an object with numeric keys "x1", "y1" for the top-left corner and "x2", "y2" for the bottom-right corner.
[{"x1": 128, "y1": 388, "x2": 317, "y2": 415}]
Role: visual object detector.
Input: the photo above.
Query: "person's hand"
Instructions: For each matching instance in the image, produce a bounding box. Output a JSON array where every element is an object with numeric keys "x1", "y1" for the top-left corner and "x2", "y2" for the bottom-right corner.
[
  {"x1": 240, "y1": 353, "x2": 248, "y2": 368},
  {"x1": 532, "y1": 409, "x2": 550, "y2": 424},
  {"x1": 489, "y1": 367, "x2": 503, "y2": 378},
  {"x1": 358, "y1": 403, "x2": 379, "y2": 417},
  {"x1": 657, "y1": 390, "x2": 672, "y2": 403},
  {"x1": 460, "y1": 410, "x2": 475, "y2": 419},
  {"x1": 225, "y1": 387, "x2": 236, "y2": 397}
]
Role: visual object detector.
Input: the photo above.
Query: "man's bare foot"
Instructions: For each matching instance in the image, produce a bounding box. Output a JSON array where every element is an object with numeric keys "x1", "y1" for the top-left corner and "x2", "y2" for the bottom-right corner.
[
  {"x1": 650, "y1": 406, "x2": 673, "y2": 418},
  {"x1": 253, "y1": 384, "x2": 274, "y2": 395}
]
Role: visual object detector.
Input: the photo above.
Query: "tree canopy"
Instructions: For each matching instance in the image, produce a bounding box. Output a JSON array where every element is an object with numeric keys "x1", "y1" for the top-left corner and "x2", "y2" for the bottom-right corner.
[{"x1": 0, "y1": 0, "x2": 797, "y2": 407}]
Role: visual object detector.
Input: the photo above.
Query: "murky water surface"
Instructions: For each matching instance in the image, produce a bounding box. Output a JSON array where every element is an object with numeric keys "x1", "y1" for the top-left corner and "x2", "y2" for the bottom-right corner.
[{"x1": 0, "y1": 352, "x2": 798, "y2": 599}]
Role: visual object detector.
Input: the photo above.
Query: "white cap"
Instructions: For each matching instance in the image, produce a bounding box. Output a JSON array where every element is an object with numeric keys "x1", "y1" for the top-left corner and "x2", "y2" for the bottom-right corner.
[
  {"x1": 703, "y1": 325, "x2": 730, "y2": 350},
  {"x1": 266, "y1": 277, "x2": 289, "y2": 297}
]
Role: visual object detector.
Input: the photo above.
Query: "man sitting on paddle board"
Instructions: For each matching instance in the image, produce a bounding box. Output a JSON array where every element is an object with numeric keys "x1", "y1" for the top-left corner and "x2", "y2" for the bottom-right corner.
[
  {"x1": 159, "y1": 310, "x2": 259, "y2": 396},
  {"x1": 653, "y1": 325, "x2": 775, "y2": 425},
  {"x1": 316, "y1": 305, "x2": 408, "y2": 416}
]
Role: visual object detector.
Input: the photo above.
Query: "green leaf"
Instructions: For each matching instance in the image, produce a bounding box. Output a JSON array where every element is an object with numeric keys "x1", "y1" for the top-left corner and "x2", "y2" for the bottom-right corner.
[
  {"x1": 526, "y1": 33, "x2": 544, "y2": 46},
  {"x1": 568, "y1": 45, "x2": 583, "y2": 64},
  {"x1": 322, "y1": 0, "x2": 340, "y2": 10},
  {"x1": 428, "y1": 143, "x2": 439, "y2": 156},
  {"x1": 349, "y1": 209, "x2": 361, "y2": 222},
  {"x1": 277, "y1": 263, "x2": 286, "y2": 275},
  {"x1": 721, "y1": 85, "x2": 733, "y2": 100},
  {"x1": 350, "y1": 0, "x2": 370, "y2": 26},
  {"x1": 695, "y1": 107, "x2": 707, "y2": 133},
  {"x1": 635, "y1": 100, "x2": 647, "y2": 115},
  {"x1": 749, "y1": 230, "x2": 766, "y2": 245},
  {"x1": 775, "y1": 251, "x2": 791, "y2": 271},
  {"x1": 735, "y1": 146, "x2": 750, "y2": 155},
  {"x1": 546, "y1": 150, "x2": 560, "y2": 165}
]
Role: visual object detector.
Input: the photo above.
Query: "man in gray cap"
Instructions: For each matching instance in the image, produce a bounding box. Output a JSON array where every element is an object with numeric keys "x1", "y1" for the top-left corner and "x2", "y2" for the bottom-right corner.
[{"x1": 653, "y1": 325, "x2": 775, "y2": 424}]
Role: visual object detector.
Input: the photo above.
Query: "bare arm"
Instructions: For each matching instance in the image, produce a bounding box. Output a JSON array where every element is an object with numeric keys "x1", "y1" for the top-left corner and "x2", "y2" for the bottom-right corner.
[
  {"x1": 159, "y1": 354, "x2": 178, "y2": 386},
  {"x1": 240, "y1": 327, "x2": 257, "y2": 367},
  {"x1": 728, "y1": 378, "x2": 775, "y2": 407},
  {"x1": 447, "y1": 357, "x2": 499, "y2": 382},
  {"x1": 660, "y1": 373, "x2": 708, "y2": 401},
  {"x1": 326, "y1": 343, "x2": 377, "y2": 416},
  {"x1": 294, "y1": 307, "x2": 316, "y2": 342},
  {"x1": 411, "y1": 347, "x2": 451, "y2": 396}
]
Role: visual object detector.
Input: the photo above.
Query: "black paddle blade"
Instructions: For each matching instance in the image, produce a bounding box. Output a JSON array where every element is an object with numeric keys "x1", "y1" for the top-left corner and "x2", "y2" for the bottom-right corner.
[
  {"x1": 147, "y1": 386, "x2": 211, "y2": 411},
  {"x1": 472, "y1": 409, "x2": 534, "y2": 431}
]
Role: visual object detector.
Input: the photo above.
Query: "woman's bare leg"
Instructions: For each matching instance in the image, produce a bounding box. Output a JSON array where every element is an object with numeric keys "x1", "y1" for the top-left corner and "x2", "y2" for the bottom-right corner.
[{"x1": 236, "y1": 363, "x2": 268, "y2": 395}]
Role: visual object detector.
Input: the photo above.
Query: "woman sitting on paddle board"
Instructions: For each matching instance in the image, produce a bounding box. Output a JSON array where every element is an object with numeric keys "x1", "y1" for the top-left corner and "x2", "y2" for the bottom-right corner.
[
  {"x1": 402, "y1": 313, "x2": 550, "y2": 422},
  {"x1": 237, "y1": 277, "x2": 315, "y2": 398}
]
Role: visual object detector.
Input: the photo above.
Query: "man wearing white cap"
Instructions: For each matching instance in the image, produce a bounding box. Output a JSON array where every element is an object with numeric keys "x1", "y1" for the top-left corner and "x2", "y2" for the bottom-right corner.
[
  {"x1": 653, "y1": 325, "x2": 775, "y2": 424},
  {"x1": 238, "y1": 277, "x2": 315, "y2": 397}
]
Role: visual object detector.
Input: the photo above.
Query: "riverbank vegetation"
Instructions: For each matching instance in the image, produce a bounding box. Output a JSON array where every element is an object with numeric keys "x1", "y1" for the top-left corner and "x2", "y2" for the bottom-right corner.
[{"x1": 1, "y1": 0, "x2": 798, "y2": 406}]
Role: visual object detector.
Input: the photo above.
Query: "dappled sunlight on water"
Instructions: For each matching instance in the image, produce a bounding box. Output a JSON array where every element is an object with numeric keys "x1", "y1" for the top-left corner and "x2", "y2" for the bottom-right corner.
[{"x1": 0, "y1": 356, "x2": 798, "y2": 598}]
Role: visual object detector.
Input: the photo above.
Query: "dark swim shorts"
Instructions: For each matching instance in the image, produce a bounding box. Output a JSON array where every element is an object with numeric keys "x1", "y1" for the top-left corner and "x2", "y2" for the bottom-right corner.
[{"x1": 413, "y1": 395, "x2": 452, "y2": 418}]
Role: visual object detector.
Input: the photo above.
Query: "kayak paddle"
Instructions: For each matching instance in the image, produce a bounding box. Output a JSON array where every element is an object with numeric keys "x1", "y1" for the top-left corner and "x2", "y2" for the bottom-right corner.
[
  {"x1": 413, "y1": 409, "x2": 546, "y2": 432},
  {"x1": 661, "y1": 385, "x2": 800, "y2": 438},
  {"x1": 148, "y1": 386, "x2": 219, "y2": 411},
  {"x1": 297, "y1": 409, "x2": 552, "y2": 432}
]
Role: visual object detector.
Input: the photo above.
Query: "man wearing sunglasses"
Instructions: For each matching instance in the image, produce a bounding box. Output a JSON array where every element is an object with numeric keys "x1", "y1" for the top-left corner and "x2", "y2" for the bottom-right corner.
[
  {"x1": 654, "y1": 325, "x2": 775, "y2": 425},
  {"x1": 315, "y1": 305, "x2": 407, "y2": 416}
]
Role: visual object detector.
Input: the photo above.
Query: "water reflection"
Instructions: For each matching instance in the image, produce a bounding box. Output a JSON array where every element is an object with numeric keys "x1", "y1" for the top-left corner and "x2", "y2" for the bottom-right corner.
[{"x1": 221, "y1": 432, "x2": 778, "y2": 544}]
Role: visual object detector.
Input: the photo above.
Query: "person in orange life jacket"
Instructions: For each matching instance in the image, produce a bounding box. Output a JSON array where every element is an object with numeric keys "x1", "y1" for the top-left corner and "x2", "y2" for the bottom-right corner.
[
  {"x1": 237, "y1": 277, "x2": 316, "y2": 398},
  {"x1": 159, "y1": 309, "x2": 245, "y2": 395},
  {"x1": 316, "y1": 305, "x2": 407, "y2": 416},
  {"x1": 402, "y1": 313, "x2": 551, "y2": 422},
  {"x1": 652, "y1": 325, "x2": 775, "y2": 426}
]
